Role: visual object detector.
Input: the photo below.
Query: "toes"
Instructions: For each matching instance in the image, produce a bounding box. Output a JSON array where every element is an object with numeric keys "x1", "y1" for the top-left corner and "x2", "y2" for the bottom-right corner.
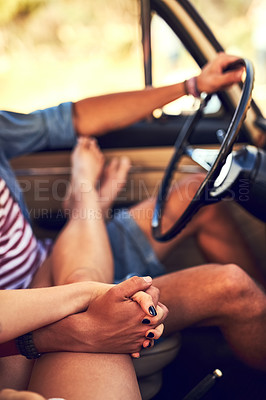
[
  {"x1": 105, "y1": 156, "x2": 131, "y2": 178},
  {"x1": 77, "y1": 136, "x2": 90, "y2": 147},
  {"x1": 119, "y1": 156, "x2": 131, "y2": 175},
  {"x1": 77, "y1": 136, "x2": 98, "y2": 148},
  {"x1": 105, "y1": 157, "x2": 120, "y2": 174},
  {"x1": 101, "y1": 156, "x2": 131, "y2": 183}
]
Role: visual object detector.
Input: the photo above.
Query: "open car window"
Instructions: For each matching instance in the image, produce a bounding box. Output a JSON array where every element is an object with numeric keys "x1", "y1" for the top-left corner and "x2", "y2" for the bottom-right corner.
[
  {"x1": 193, "y1": 0, "x2": 266, "y2": 113},
  {"x1": 151, "y1": 12, "x2": 223, "y2": 116}
]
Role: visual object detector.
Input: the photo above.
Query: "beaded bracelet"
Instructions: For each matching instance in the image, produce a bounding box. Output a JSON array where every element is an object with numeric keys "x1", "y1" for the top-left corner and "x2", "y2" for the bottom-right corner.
[
  {"x1": 15, "y1": 332, "x2": 42, "y2": 359},
  {"x1": 184, "y1": 76, "x2": 201, "y2": 98}
]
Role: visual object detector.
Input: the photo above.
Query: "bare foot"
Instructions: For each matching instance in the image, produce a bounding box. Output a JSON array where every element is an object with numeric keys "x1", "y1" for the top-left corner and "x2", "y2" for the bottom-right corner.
[
  {"x1": 64, "y1": 137, "x2": 104, "y2": 210},
  {"x1": 98, "y1": 156, "x2": 131, "y2": 216}
]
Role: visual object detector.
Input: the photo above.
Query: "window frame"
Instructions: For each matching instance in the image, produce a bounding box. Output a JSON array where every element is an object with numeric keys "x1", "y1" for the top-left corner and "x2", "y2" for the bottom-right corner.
[{"x1": 140, "y1": 0, "x2": 266, "y2": 147}]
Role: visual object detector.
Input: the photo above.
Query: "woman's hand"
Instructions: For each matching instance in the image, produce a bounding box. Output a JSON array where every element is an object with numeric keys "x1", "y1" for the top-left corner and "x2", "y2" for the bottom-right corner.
[
  {"x1": 81, "y1": 276, "x2": 168, "y2": 354},
  {"x1": 0, "y1": 389, "x2": 46, "y2": 400}
]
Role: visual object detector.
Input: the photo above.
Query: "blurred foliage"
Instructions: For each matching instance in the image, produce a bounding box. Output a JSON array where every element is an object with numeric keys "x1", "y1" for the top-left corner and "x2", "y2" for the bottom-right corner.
[
  {"x1": 0, "y1": 0, "x2": 249, "y2": 25},
  {"x1": 0, "y1": 0, "x2": 142, "y2": 111},
  {"x1": 0, "y1": 0, "x2": 265, "y2": 113},
  {"x1": 0, "y1": 0, "x2": 46, "y2": 24},
  {"x1": 0, "y1": 0, "x2": 138, "y2": 26},
  {"x1": 195, "y1": 0, "x2": 251, "y2": 18},
  {"x1": 193, "y1": 0, "x2": 254, "y2": 55},
  {"x1": 0, "y1": 0, "x2": 140, "y2": 60}
]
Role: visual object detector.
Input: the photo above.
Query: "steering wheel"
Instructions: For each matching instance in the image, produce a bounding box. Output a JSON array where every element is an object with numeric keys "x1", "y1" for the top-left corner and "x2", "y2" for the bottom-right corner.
[{"x1": 152, "y1": 58, "x2": 254, "y2": 242}]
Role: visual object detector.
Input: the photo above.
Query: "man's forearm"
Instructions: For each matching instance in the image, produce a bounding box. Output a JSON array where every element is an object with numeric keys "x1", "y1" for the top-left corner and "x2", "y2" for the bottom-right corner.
[
  {"x1": 32, "y1": 314, "x2": 86, "y2": 355},
  {"x1": 72, "y1": 53, "x2": 244, "y2": 138},
  {"x1": 72, "y1": 83, "x2": 186, "y2": 137},
  {"x1": 0, "y1": 316, "x2": 81, "y2": 357}
]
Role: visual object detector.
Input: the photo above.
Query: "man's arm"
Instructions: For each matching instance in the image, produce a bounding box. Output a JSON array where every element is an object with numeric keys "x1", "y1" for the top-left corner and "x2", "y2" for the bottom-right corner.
[
  {"x1": 73, "y1": 53, "x2": 244, "y2": 137},
  {"x1": 0, "y1": 53, "x2": 242, "y2": 159}
]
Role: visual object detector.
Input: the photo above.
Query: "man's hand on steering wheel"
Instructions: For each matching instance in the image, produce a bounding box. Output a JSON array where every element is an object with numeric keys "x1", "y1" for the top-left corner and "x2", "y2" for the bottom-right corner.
[
  {"x1": 197, "y1": 52, "x2": 244, "y2": 94},
  {"x1": 152, "y1": 57, "x2": 254, "y2": 241}
]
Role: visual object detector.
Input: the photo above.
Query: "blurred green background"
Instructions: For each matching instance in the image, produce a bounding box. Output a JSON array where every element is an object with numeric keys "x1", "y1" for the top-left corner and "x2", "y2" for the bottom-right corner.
[{"x1": 0, "y1": 0, "x2": 265, "y2": 113}]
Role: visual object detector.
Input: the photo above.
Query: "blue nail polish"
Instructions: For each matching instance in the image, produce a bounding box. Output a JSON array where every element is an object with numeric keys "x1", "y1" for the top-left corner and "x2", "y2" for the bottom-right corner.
[
  {"x1": 142, "y1": 318, "x2": 151, "y2": 324},
  {"x1": 149, "y1": 306, "x2": 157, "y2": 316},
  {"x1": 147, "y1": 332, "x2": 154, "y2": 338}
]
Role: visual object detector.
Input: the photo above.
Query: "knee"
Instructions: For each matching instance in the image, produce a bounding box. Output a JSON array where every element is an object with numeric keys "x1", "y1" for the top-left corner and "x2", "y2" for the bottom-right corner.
[
  {"x1": 63, "y1": 266, "x2": 112, "y2": 285},
  {"x1": 221, "y1": 263, "x2": 252, "y2": 297},
  {"x1": 63, "y1": 267, "x2": 93, "y2": 284},
  {"x1": 222, "y1": 263, "x2": 249, "y2": 292},
  {"x1": 219, "y1": 264, "x2": 265, "y2": 318},
  {"x1": 198, "y1": 198, "x2": 227, "y2": 224}
]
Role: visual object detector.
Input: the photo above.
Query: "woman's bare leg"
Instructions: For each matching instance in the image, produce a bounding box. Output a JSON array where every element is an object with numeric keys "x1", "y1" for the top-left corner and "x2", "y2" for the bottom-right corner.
[
  {"x1": 29, "y1": 353, "x2": 141, "y2": 400},
  {"x1": 51, "y1": 138, "x2": 114, "y2": 285},
  {"x1": 1, "y1": 142, "x2": 138, "y2": 395},
  {"x1": 98, "y1": 156, "x2": 131, "y2": 216},
  {"x1": 0, "y1": 357, "x2": 34, "y2": 392},
  {"x1": 28, "y1": 140, "x2": 141, "y2": 398}
]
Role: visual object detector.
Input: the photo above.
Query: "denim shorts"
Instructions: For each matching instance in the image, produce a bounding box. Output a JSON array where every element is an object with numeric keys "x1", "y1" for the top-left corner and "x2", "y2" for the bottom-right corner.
[{"x1": 106, "y1": 209, "x2": 166, "y2": 283}]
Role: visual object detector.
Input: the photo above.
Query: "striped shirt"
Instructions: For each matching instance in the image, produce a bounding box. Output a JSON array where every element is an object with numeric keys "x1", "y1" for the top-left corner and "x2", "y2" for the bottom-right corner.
[{"x1": 0, "y1": 177, "x2": 50, "y2": 289}]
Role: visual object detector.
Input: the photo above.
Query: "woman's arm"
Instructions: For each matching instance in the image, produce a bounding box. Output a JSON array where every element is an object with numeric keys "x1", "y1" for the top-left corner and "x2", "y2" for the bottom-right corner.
[
  {"x1": 0, "y1": 388, "x2": 46, "y2": 399},
  {"x1": 0, "y1": 282, "x2": 98, "y2": 343}
]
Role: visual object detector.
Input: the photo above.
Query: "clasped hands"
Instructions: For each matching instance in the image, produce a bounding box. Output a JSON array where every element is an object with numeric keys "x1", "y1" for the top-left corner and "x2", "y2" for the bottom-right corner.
[{"x1": 68, "y1": 276, "x2": 168, "y2": 358}]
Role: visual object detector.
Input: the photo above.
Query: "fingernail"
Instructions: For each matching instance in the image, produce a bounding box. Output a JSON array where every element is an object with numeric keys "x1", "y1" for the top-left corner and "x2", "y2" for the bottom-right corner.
[
  {"x1": 149, "y1": 306, "x2": 157, "y2": 316},
  {"x1": 143, "y1": 276, "x2": 152, "y2": 283},
  {"x1": 132, "y1": 353, "x2": 140, "y2": 359},
  {"x1": 147, "y1": 332, "x2": 154, "y2": 338},
  {"x1": 147, "y1": 342, "x2": 152, "y2": 348},
  {"x1": 142, "y1": 318, "x2": 151, "y2": 324}
]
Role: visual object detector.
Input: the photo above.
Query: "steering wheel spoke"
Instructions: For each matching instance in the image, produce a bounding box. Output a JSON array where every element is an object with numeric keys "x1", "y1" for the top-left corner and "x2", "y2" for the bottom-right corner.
[{"x1": 184, "y1": 146, "x2": 220, "y2": 171}]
